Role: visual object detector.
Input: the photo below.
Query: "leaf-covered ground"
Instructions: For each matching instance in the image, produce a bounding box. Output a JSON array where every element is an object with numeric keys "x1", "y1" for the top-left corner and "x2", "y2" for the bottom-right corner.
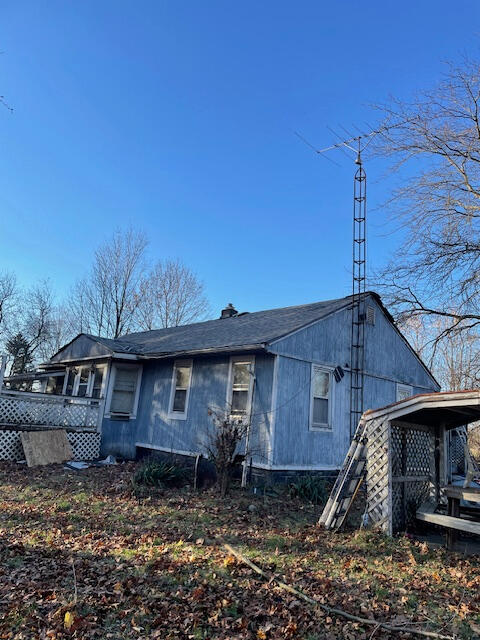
[{"x1": 0, "y1": 462, "x2": 479, "y2": 639}]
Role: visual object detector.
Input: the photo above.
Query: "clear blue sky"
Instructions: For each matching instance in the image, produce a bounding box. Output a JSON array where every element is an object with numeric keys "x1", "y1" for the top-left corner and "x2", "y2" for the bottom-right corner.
[{"x1": 0, "y1": 1, "x2": 478, "y2": 316}]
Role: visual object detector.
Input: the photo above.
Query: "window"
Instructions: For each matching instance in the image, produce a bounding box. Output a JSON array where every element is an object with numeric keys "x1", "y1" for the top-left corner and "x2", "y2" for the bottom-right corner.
[
  {"x1": 168, "y1": 360, "x2": 192, "y2": 418},
  {"x1": 46, "y1": 375, "x2": 64, "y2": 395},
  {"x1": 228, "y1": 357, "x2": 255, "y2": 417},
  {"x1": 76, "y1": 367, "x2": 90, "y2": 397},
  {"x1": 91, "y1": 365, "x2": 106, "y2": 399},
  {"x1": 64, "y1": 368, "x2": 76, "y2": 396},
  {"x1": 63, "y1": 364, "x2": 107, "y2": 398},
  {"x1": 396, "y1": 383, "x2": 413, "y2": 402},
  {"x1": 107, "y1": 365, "x2": 142, "y2": 417},
  {"x1": 310, "y1": 365, "x2": 331, "y2": 430}
]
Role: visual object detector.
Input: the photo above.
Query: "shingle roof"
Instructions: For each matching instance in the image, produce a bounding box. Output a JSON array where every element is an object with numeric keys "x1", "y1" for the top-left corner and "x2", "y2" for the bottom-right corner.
[{"x1": 86, "y1": 293, "x2": 363, "y2": 358}]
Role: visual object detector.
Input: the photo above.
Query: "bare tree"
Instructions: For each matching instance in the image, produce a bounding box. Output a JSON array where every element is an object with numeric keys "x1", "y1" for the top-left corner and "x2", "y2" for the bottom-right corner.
[
  {"x1": 37, "y1": 304, "x2": 75, "y2": 362},
  {"x1": 4, "y1": 280, "x2": 57, "y2": 368},
  {"x1": 136, "y1": 259, "x2": 209, "y2": 330},
  {"x1": 0, "y1": 271, "x2": 17, "y2": 339},
  {"x1": 372, "y1": 57, "x2": 480, "y2": 350},
  {"x1": 399, "y1": 314, "x2": 480, "y2": 390},
  {"x1": 22, "y1": 280, "x2": 55, "y2": 362},
  {"x1": 68, "y1": 229, "x2": 148, "y2": 338}
]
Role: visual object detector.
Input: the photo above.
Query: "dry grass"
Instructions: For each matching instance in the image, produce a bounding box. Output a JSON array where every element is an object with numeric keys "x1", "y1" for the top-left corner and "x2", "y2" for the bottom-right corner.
[{"x1": 0, "y1": 461, "x2": 479, "y2": 639}]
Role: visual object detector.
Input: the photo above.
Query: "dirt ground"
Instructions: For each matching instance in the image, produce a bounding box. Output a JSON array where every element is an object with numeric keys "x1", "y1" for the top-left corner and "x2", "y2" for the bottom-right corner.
[{"x1": 0, "y1": 461, "x2": 479, "y2": 639}]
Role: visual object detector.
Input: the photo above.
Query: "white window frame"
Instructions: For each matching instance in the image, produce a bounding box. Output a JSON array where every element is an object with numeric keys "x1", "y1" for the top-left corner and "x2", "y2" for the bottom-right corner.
[
  {"x1": 73, "y1": 365, "x2": 92, "y2": 397},
  {"x1": 396, "y1": 383, "x2": 413, "y2": 402},
  {"x1": 168, "y1": 359, "x2": 193, "y2": 420},
  {"x1": 90, "y1": 363, "x2": 108, "y2": 399},
  {"x1": 62, "y1": 363, "x2": 108, "y2": 399},
  {"x1": 309, "y1": 364, "x2": 333, "y2": 431},
  {"x1": 105, "y1": 363, "x2": 143, "y2": 419},
  {"x1": 226, "y1": 355, "x2": 255, "y2": 419}
]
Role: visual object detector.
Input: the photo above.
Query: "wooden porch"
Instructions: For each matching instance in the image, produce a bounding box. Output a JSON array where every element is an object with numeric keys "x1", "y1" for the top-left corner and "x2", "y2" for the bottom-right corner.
[{"x1": 0, "y1": 389, "x2": 103, "y2": 461}]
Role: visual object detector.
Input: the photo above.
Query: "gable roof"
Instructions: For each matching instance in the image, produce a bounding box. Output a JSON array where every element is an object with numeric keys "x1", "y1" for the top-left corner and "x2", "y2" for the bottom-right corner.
[
  {"x1": 47, "y1": 292, "x2": 437, "y2": 387},
  {"x1": 50, "y1": 293, "x2": 365, "y2": 363}
]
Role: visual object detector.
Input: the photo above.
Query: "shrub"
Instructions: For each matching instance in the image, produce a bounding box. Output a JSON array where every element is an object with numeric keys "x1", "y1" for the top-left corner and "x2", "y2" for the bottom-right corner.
[
  {"x1": 133, "y1": 459, "x2": 188, "y2": 488},
  {"x1": 204, "y1": 408, "x2": 250, "y2": 497},
  {"x1": 288, "y1": 475, "x2": 327, "y2": 505}
]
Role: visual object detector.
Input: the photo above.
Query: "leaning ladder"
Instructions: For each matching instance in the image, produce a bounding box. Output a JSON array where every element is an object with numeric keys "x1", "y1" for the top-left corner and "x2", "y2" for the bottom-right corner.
[{"x1": 319, "y1": 418, "x2": 368, "y2": 530}]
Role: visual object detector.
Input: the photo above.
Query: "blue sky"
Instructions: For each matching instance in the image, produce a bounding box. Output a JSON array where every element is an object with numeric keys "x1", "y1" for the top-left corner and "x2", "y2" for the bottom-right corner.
[{"x1": 0, "y1": 1, "x2": 479, "y2": 316}]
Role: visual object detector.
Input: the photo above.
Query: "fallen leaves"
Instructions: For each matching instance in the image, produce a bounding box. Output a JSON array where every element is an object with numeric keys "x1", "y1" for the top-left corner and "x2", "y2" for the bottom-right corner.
[
  {"x1": 0, "y1": 461, "x2": 479, "y2": 639},
  {"x1": 63, "y1": 611, "x2": 74, "y2": 630}
]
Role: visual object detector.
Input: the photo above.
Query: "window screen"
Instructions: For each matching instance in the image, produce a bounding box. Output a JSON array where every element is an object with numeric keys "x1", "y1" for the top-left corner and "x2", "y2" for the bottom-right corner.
[
  {"x1": 312, "y1": 366, "x2": 330, "y2": 428},
  {"x1": 111, "y1": 367, "x2": 139, "y2": 415}
]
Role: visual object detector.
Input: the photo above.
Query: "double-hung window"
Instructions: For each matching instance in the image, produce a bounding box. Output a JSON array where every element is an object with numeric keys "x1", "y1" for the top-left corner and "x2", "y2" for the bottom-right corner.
[
  {"x1": 310, "y1": 365, "x2": 331, "y2": 430},
  {"x1": 169, "y1": 360, "x2": 192, "y2": 419},
  {"x1": 108, "y1": 365, "x2": 142, "y2": 418},
  {"x1": 228, "y1": 357, "x2": 255, "y2": 418}
]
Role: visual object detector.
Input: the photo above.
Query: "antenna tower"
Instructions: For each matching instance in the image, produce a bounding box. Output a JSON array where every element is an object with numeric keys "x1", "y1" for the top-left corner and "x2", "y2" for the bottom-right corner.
[
  {"x1": 351, "y1": 139, "x2": 366, "y2": 438},
  {"x1": 295, "y1": 121, "x2": 401, "y2": 438}
]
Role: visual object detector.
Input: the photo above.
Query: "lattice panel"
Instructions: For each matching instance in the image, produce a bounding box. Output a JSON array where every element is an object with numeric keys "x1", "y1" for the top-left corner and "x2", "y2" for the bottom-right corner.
[
  {"x1": 405, "y1": 480, "x2": 430, "y2": 509},
  {"x1": 405, "y1": 430, "x2": 432, "y2": 476},
  {"x1": 392, "y1": 483, "x2": 403, "y2": 531},
  {"x1": 449, "y1": 431, "x2": 465, "y2": 474},
  {"x1": 365, "y1": 417, "x2": 391, "y2": 533},
  {"x1": 0, "y1": 430, "x2": 23, "y2": 460},
  {"x1": 391, "y1": 424, "x2": 433, "y2": 477},
  {"x1": 391, "y1": 425, "x2": 403, "y2": 477},
  {"x1": 0, "y1": 392, "x2": 100, "y2": 429},
  {"x1": 67, "y1": 432, "x2": 101, "y2": 460},
  {"x1": 0, "y1": 429, "x2": 101, "y2": 461}
]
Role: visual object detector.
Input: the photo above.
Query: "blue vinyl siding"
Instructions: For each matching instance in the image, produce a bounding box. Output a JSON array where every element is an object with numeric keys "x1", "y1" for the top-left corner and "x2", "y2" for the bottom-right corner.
[
  {"x1": 269, "y1": 295, "x2": 438, "y2": 468},
  {"x1": 100, "y1": 294, "x2": 438, "y2": 468},
  {"x1": 101, "y1": 353, "x2": 274, "y2": 461}
]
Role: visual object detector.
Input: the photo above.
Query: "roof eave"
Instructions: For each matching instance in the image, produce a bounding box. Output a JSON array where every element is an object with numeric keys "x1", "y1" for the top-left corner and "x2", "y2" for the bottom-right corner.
[{"x1": 362, "y1": 389, "x2": 480, "y2": 424}]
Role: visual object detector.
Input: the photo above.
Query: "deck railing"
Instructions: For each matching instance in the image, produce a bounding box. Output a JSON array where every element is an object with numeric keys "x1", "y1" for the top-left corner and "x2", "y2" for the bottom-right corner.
[{"x1": 0, "y1": 389, "x2": 102, "y2": 431}]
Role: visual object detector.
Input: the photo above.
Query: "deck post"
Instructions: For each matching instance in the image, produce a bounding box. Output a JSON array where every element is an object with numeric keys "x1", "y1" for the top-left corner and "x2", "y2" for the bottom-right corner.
[{"x1": 0, "y1": 355, "x2": 7, "y2": 389}]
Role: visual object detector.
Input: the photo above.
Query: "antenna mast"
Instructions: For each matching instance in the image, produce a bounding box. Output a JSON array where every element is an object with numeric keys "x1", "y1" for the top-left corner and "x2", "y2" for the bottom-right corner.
[
  {"x1": 351, "y1": 139, "x2": 366, "y2": 438},
  {"x1": 295, "y1": 120, "x2": 402, "y2": 438}
]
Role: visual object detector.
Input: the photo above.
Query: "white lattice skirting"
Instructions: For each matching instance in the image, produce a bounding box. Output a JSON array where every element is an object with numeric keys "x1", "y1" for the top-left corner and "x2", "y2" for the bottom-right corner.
[{"x1": 0, "y1": 430, "x2": 101, "y2": 461}]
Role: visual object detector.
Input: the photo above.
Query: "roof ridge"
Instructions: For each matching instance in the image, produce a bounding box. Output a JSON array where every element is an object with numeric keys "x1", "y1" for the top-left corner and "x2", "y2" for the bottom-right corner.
[{"x1": 115, "y1": 294, "x2": 358, "y2": 341}]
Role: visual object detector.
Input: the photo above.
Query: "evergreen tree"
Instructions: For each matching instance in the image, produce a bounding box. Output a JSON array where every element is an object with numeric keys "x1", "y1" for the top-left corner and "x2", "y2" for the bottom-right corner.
[{"x1": 6, "y1": 333, "x2": 33, "y2": 375}]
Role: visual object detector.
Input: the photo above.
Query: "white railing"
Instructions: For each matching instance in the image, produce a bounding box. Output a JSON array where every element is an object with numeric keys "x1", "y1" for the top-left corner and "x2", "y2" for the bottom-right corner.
[{"x1": 0, "y1": 389, "x2": 102, "y2": 431}]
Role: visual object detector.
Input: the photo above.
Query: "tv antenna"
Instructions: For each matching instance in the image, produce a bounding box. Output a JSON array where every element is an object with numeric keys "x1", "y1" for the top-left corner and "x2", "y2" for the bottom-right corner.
[{"x1": 295, "y1": 120, "x2": 403, "y2": 439}]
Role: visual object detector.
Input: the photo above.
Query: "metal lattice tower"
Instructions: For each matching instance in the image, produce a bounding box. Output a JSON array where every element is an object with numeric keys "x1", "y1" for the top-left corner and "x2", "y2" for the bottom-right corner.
[
  {"x1": 350, "y1": 142, "x2": 366, "y2": 438},
  {"x1": 295, "y1": 120, "x2": 409, "y2": 439}
]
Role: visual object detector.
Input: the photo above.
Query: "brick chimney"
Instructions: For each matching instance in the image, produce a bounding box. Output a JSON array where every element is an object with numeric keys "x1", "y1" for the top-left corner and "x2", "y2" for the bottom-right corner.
[{"x1": 220, "y1": 303, "x2": 238, "y2": 319}]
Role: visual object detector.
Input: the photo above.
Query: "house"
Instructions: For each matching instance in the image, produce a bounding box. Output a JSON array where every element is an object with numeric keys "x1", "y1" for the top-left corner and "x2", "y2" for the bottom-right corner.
[{"x1": 37, "y1": 292, "x2": 439, "y2": 480}]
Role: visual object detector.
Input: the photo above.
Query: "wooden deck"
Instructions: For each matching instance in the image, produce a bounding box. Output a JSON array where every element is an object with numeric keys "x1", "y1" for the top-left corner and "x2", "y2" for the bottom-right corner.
[
  {"x1": 417, "y1": 486, "x2": 480, "y2": 549},
  {"x1": 0, "y1": 389, "x2": 102, "y2": 431}
]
